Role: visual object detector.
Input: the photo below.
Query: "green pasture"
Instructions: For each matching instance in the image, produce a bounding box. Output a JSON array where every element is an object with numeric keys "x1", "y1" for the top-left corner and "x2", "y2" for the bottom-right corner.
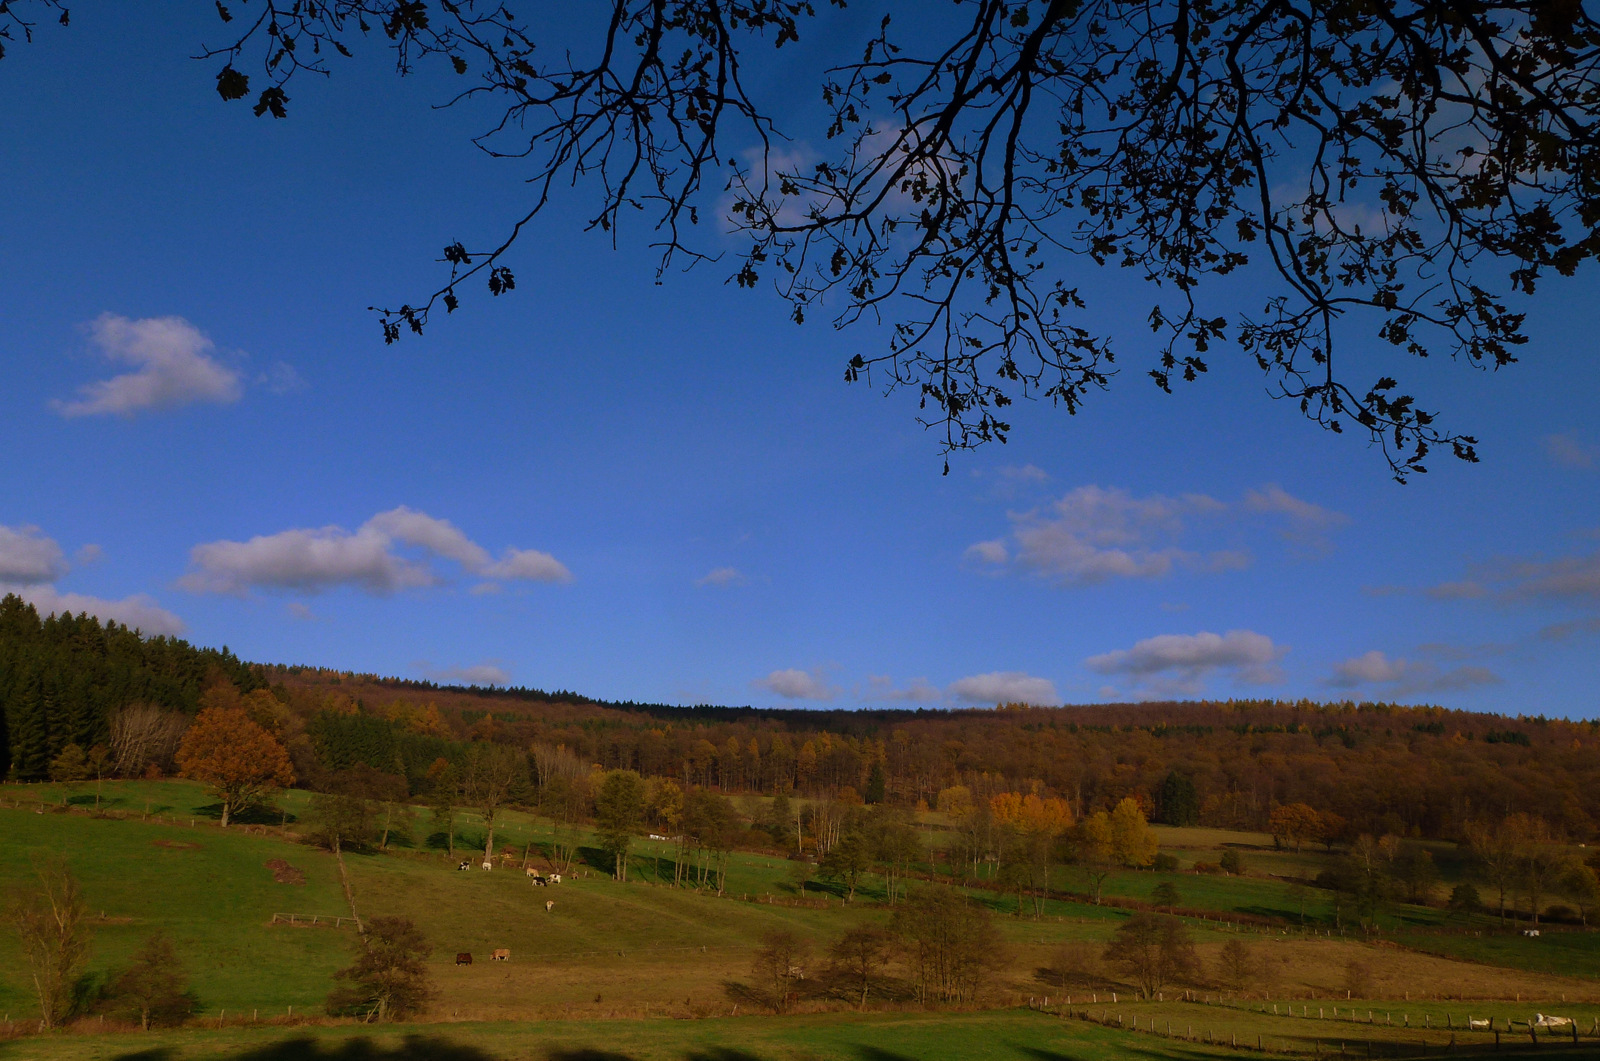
[{"x1": 2, "y1": 779, "x2": 1595, "y2": 1039}]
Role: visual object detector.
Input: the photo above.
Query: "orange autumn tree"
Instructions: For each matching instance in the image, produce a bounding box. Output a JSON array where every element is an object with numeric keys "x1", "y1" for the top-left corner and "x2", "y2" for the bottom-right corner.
[{"x1": 175, "y1": 707, "x2": 295, "y2": 827}]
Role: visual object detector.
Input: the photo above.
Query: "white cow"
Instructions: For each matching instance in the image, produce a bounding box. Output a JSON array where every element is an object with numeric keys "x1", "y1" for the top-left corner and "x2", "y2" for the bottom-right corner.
[
  {"x1": 549, "y1": 873, "x2": 562, "y2": 884},
  {"x1": 481, "y1": 859, "x2": 493, "y2": 871},
  {"x1": 1533, "y1": 1014, "x2": 1572, "y2": 1030},
  {"x1": 1468, "y1": 1018, "x2": 1491, "y2": 1031}
]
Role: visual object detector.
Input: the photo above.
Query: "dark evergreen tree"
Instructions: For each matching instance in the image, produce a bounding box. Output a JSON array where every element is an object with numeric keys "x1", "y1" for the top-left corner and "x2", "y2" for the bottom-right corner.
[
  {"x1": 1156, "y1": 771, "x2": 1200, "y2": 827},
  {"x1": 864, "y1": 762, "x2": 886, "y2": 804},
  {"x1": 0, "y1": 593, "x2": 259, "y2": 780}
]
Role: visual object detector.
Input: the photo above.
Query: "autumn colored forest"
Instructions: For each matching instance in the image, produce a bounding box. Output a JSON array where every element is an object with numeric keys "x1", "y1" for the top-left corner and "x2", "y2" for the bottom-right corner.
[{"x1": 5, "y1": 592, "x2": 1598, "y2": 849}]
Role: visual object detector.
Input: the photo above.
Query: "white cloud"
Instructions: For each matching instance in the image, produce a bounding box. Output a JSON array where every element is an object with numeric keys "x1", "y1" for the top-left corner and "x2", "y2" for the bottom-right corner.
[
  {"x1": 0, "y1": 524, "x2": 67, "y2": 584},
  {"x1": 421, "y1": 662, "x2": 512, "y2": 687},
  {"x1": 10, "y1": 585, "x2": 185, "y2": 636},
  {"x1": 181, "y1": 524, "x2": 432, "y2": 595},
  {"x1": 973, "y1": 483, "x2": 1349, "y2": 586},
  {"x1": 979, "y1": 485, "x2": 1235, "y2": 586},
  {"x1": 365, "y1": 507, "x2": 492, "y2": 569},
  {"x1": 753, "y1": 668, "x2": 838, "y2": 701},
  {"x1": 483, "y1": 548, "x2": 571, "y2": 582},
  {"x1": 181, "y1": 507, "x2": 571, "y2": 595},
  {"x1": 862, "y1": 675, "x2": 944, "y2": 703},
  {"x1": 1243, "y1": 484, "x2": 1348, "y2": 551},
  {"x1": 948, "y1": 671, "x2": 1060, "y2": 706},
  {"x1": 998, "y1": 464, "x2": 1050, "y2": 483},
  {"x1": 285, "y1": 602, "x2": 316, "y2": 621},
  {"x1": 1543, "y1": 432, "x2": 1597, "y2": 470},
  {"x1": 54, "y1": 314, "x2": 242, "y2": 417},
  {"x1": 74, "y1": 544, "x2": 104, "y2": 566},
  {"x1": 258, "y1": 361, "x2": 306, "y2": 395},
  {"x1": 1428, "y1": 551, "x2": 1600, "y2": 604},
  {"x1": 1087, "y1": 629, "x2": 1286, "y2": 694},
  {"x1": 964, "y1": 540, "x2": 1009, "y2": 565},
  {"x1": 695, "y1": 566, "x2": 747, "y2": 588},
  {"x1": 1327, "y1": 650, "x2": 1500, "y2": 694}
]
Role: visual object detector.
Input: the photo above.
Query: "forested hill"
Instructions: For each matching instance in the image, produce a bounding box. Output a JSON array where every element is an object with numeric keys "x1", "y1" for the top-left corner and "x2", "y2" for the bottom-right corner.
[
  {"x1": 0, "y1": 594, "x2": 259, "y2": 778},
  {"x1": 4, "y1": 592, "x2": 1599, "y2": 843}
]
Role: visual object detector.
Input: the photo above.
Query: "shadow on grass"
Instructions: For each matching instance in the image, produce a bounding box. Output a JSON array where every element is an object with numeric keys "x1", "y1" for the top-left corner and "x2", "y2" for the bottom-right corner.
[
  {"x1": 193, "y1": 803, "x2": 297, "y2": 826},
  {"x1": 104, "y1": 1035, "x2": 500, "y2": 1061}
]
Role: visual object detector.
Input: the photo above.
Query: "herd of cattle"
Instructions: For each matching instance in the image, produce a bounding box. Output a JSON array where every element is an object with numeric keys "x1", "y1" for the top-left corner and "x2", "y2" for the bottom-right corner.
[
  {"x1": 454, "y1": 858, "x2": 563, "y2": 886},
  {"x1": 449, "y1": 857, "x2": 562, "y2": 966}
]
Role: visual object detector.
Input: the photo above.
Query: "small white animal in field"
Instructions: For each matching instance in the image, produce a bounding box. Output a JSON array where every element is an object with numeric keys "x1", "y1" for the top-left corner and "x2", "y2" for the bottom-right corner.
[
  {"x1": 545, "y1": 900, "x2": 555, "y2": 912},
  {"x1": 482, "y1": 859, "x2": 493, "y2": 871},
  {"x1": 1468, "y1": 1018, "x2": 1491, "y2": 1030},
  {"x1": 491, "y1": 948, "x2": 510, "y2": 961},
  {"x1": 549, "y1": 873, "x2": 561, "y2": 884}
]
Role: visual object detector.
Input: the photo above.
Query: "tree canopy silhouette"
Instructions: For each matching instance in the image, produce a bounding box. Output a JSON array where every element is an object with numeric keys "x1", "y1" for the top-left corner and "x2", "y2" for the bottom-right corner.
[{"x1": 8, "y1": 2, "x2": 1600, "y2": 477}]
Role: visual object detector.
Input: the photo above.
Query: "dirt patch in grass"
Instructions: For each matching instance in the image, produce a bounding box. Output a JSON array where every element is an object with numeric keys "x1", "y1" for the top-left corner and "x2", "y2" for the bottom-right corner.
[
  {"x1": 265, "y1": 858, "x2": 306, "y2": 884},
  {"x1": 152, "y1": 839, "x2": 202, "y2": 850}
]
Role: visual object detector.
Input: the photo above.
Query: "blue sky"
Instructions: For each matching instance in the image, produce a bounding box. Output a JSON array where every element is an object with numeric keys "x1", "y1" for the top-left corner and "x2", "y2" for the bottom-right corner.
[{"x1": 1, "y1": 7, "x2": 1597, "y2": 716}]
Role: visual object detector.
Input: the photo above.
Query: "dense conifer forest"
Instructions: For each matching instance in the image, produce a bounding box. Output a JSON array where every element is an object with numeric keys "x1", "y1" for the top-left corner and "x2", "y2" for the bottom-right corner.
[
  {"x1": 4, "y1": 592, "x2": 1598, "y2": 843},
  {"x1": 0, "y1": 594, "x2": 258, "y2": 778}
]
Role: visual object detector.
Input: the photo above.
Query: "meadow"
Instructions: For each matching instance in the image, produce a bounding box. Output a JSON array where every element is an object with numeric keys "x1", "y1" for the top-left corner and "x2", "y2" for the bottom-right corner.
[{"x1": 2, "y1": 779, "x2": 1597, "y2": 1060}]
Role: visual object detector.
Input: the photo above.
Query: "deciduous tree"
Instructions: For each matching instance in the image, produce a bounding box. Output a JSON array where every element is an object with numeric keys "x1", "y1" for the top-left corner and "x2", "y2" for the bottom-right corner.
[
  {"x1": 5, "y1": 856, "x2": 91, "y2": 1030},
  {"x1": 111, "y1": 932, "x2": 194, "y2": 1030},
  {"x1": 829, "y1": 925, "x2": 895, "y2": 1007},
  {"x1": 890, "y1": 886, "x2": 1005, "y2": 1004},
  {"x1": 325, "y1": 916, "x2": 435, "y2": 1022},
  {"x1": 751, "y1": 929, "x2": 809, "y2": 1014},
  {"x1": 594, "y1": 769, "x2": 645, "y2": 882},
  {"x1": 174, "y1": 706, "x2": 294, "y2": 827},
  {"x1": 1102, "y1": 913, "x2": 1198, "y2": 999}
]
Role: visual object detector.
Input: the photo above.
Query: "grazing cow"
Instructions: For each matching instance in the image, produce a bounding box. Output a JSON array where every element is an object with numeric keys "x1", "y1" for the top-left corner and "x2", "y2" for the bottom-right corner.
[
  {"x1": 525, "y1": 866, "x2": 541, "y2": 877},
  {"x1": 481, "y1": 859, "x2": 493, "y2": 871},
  {"x1": 457, "y1": 860, "x2": 471, "y2": 871},
  {"x1": 544, "y1": 900, "x2": 555, "y2": 912},
  {"x1": 549, "y1": 873, "x2": 561, "y2": 884},
  {"x1": 455, "y1": 952, "x2": 472, "y2": 966},
  {"x1": 1523, "y1": 928, "x2": 1542, "y2": 937},
  {"x1": 530, "y1": 876, "x2": 546, "y2": 887},
  {"x1": 491, "y1": 948, "x2": 510, "y2": 962}
]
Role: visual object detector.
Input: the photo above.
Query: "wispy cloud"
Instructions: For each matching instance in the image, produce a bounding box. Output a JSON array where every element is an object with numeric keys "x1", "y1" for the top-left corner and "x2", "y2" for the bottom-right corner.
[
  {"x1": 1426, "y1": 551, "x2": 1600, "y2": 604},
  {"x1": 862, "y1": 675, "x2": 945, "y2": 703},
  {"x1": 974, "y1": 485, "x2": 1226, "y2": 585},
  {"x1": 181, "y1": 506, "x2": 572, "y2": 595},
  {"x1": 753, "y1": 668, "x2": 838, "y2": 701},
  {"x1": 54, "y1": 314, "x2": 243, "y2": 417},
  {"x1": 1326, "y1": 650, "x2": 1500, "y2": 694},
  {"x1": 696, "y1": 566, "x2": 747, "y2": 588},
  {"x1": 420, "y1": 662, "x2": 512, "y2": 687},
  {"x1": 1543, "y1": 432, "x2": 1597, "y2": 470},
  {"x1": 969, "y1": 483, "x2": 1345, "y2": 586}
]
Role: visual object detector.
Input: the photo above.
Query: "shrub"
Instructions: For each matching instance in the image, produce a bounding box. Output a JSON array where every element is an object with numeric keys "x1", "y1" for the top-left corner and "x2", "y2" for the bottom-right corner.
[{"x1": 1152, "y1": 853, "x2": 1180, "y2": 872}]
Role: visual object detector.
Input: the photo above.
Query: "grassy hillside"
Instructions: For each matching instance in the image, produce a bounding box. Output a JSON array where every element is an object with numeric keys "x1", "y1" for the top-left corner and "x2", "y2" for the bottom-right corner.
[{"x1": 3, "y1": 779, "x2": 1598, "y2": 1061}]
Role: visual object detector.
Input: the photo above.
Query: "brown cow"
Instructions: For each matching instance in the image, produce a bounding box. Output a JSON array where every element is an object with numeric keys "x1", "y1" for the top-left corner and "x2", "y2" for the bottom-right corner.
[
  {"x1": 492, "y1": 948, "x2": 510, "y2": 961},
  {"x1": 455, "y1": 952, "x2": 472, "y2": 966}
]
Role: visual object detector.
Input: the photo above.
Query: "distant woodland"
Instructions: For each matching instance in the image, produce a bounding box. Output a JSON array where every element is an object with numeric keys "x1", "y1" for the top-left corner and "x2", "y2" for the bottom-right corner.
[{"x1": 3, "y1": 593, "x2": 1598, "y2": 846}]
